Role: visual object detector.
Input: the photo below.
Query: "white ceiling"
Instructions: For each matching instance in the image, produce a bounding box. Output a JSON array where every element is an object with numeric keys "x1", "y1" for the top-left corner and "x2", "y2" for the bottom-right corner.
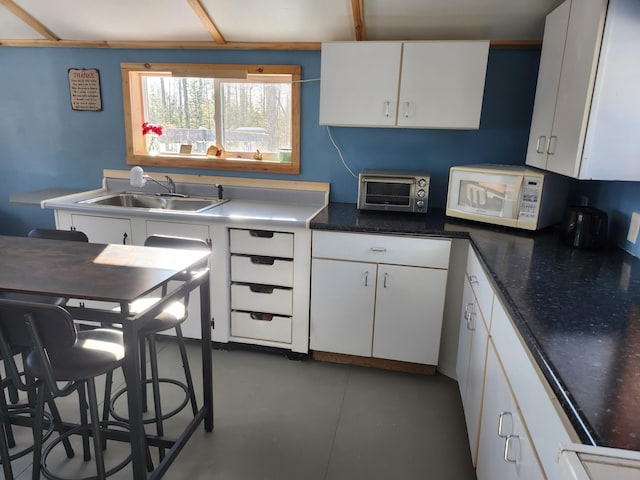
[{"x1": 0, "y1": 0, "x2": 564, "y2": 47}]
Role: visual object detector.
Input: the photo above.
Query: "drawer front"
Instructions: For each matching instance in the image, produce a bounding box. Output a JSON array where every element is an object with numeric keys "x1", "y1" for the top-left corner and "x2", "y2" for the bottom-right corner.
[
  {"x1": 466, "y1": 248, "x2": 494, "y2": 327},
  {"x1": 230, "y1": 228, "x2": 294, "y2": 258},
  {"x1": 231, "y1": 311, "x2": 292, "y2": 343},
  {"x1": 312, "y1": 231, "x2": 451, "y2": 269},
  {"x1": 231, "y1": 283, "x2": 293, "y2": 316},
  {"x1": 491, "y1": 297, "x2": 574, "y2": 480},
  {"x1": 230, "y1": 255, "x2": 293, "y2": 287}
]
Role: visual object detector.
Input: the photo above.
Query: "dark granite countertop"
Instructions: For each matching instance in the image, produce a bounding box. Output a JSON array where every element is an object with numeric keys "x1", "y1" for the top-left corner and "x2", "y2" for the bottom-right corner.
[{"x1": 310, "y1": 203, "x2": 640, "y2": 452}]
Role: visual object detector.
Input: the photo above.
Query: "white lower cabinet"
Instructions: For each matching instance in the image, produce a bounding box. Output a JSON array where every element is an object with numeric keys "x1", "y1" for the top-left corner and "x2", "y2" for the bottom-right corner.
[
  {"x1": 477, "y1": 345, "x2": 545, "y2": 480},
  {"x1": 228, "y1": 228, "x2": 297, "y2": 347},
  {"x1": 456, "y1": 276, "x2": 490, "y2": 466},
  {"x1": 310, "y1": 231, "x2": 451, "y2": 365},
  {"x1": 56, "y1": 212, "x2": 133, "y2": 245}
]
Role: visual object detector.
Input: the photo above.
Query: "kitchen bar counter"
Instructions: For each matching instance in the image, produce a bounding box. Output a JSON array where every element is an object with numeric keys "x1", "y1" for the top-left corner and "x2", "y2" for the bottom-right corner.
[{"x1": 310, "y1": 203, "x2": 640, "y2": 453}]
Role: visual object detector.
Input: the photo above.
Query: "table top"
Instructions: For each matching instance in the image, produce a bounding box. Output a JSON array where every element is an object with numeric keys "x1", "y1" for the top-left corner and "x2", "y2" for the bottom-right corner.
[{"x1": 0, "y1": 235, "x2": 210, "y2": 303}]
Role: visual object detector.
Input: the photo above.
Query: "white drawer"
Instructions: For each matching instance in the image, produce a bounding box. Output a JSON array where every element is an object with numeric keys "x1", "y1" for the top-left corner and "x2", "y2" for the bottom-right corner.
[
  {"x1": 491, "y1": 297, "x2": 574, "y2": 480},
  {"x1": 231, "y1": 283, "x2": 293, "y2": 316},
  {"x1": 466, "y1": 247, "x2": 494, "y2": 327},
  {"x1": 231, "y1": 311, "x2": 292, "y2": 343},
  {"x1": 229, "y1": 228, "x2": 294, "y2": 258},
  {"x1": 312, "y1": 231, "x2": 451, "y2": 269},
  {"x1": 231, "y1": 255, "x2": 293, "y2": 287}
]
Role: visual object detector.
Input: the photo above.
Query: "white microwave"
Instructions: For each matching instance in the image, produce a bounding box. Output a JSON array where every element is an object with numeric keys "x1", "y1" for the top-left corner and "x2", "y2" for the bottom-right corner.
[{"x1": 446, "y1": 164, "x2": 568, "y2": 230}]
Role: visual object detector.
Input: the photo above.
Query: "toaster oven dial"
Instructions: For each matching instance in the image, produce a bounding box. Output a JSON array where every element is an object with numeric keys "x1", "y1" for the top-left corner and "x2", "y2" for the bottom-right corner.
[
  {"x1": 418, "y1": 178, "x2": 428, "y2": 188},
  {"x1": 416, "y1": 200, "x2": 425, "y2": 209},
  {"x1": 417, "y1": 189, "x2": 426, "y2": 198}
]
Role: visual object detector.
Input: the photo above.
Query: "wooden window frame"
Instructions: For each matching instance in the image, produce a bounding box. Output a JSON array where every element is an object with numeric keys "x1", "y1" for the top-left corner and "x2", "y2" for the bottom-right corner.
[{"x1": 121, "y1": 62, "x2": 301, "y2": 174}]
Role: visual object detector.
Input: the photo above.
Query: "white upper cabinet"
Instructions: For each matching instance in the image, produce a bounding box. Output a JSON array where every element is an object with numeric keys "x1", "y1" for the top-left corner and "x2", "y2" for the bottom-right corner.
[
  {"x1": 526, "y1": 0, "x2": 640, "y2": 180},
  {"x1": 320, "y1": 40, "x2": 489, "y2": 129}
]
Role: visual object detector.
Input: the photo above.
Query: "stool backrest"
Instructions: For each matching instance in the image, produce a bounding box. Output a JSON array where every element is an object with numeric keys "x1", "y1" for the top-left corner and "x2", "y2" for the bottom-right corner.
[
  {"x1": 0, "y1": 299, "x2": 77, "y2": 392},
  {"x1": 28, "y1": 228, "x2": 89, "y2": 242}
]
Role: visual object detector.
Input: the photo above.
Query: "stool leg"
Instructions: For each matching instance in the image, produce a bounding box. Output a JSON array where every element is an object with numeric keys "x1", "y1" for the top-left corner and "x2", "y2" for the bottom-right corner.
[
  {"x1": 77, "y1": 387, "x2": 91, "y2": 462},
  {"x1": 44, "y1": 390, "x2": 75, "y2": 459},
  {"x1": 101, "y1": 371, "x2": 113, "y2": 451},
  {"x1": 175, "y1": 325, "x2": 198, "y2": 416},
  {"x1": 31, "y1": 385, "x2": 46, "y2": 480},
  {"x1": 0, "y1": 384, "x2": 16, "y2": 448},
  {"x1": 147, "y1": 335, "x2": 165, "y2": 460},
  {"x1": 0, "y1": 411, "x2": 15, "y2": 480},
  {"x1": 140, "y1": 338, "x2": 148, "y2": 413},
  {"x1": 86, "y1": 379, "x2": 107, "y2": 480}
]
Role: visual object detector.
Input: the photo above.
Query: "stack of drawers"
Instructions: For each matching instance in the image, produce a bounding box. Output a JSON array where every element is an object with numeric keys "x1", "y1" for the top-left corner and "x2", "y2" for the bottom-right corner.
[{"x1": 229, "y1": 228, "x2": 294, "y2": 344}]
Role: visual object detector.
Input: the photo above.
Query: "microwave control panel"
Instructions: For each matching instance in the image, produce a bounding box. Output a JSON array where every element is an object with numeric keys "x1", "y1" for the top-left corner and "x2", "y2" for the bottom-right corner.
[{"x1": 518, "y1": 176, "x2": 542, "y2": 220}]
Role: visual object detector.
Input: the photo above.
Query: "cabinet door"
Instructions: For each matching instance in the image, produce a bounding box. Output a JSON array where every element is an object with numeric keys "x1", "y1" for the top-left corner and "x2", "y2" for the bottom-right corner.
[
  {"x1": 310, "y1": 258, "x2": 376, "y2": 357},
  {"x1": 477, "y1": 346, "x2": 544, "y2": 480},
  {"x1": 550, "y1": 0, "x2": 607, "y2": 178},
  {"x1": 319, "y1": 42, "x2": 402, "y2": 127},
  {"x1": 144, "y1": 220, "x2": 211, "y2": 340},
  {"x1": 525, "y1": 0, "x2": 571, "y2": 170},
  {"x1": 398, "y1": 41, "x2": 488, "y2": 129},
  {"x1": 372, "y1": 264, "x2": 448, "y2": 365},
  {"x1": 457, "y1": 277, "x2": 489, "y2": 466},
  {"x1": 70, "y1": 214, "x2": 132, "y2": 245}
]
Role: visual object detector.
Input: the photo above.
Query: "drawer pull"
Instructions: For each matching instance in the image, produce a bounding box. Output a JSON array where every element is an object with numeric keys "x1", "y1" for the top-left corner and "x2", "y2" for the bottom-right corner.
[
  {"x1": 370, "y1": 247, "x2": 387, "y2": 252},
  {"x1": 498, "y1": 411, "x2": 513, "y2": 438},
  {"x1": 249, "y1": 230, "x2": 275, "y2": 238},
  {"x1": 249, "y1": 285, "x2": 275, "y2": 294},
  {"x1": 503, "y1": 435, "x2": 520, "y2": 463},
  {"x1": 250, "y1": 256, "x2": 275, "y2": 265},
  {"x1": 250, "y1": 312, "x2": 273, "y2": 322}
]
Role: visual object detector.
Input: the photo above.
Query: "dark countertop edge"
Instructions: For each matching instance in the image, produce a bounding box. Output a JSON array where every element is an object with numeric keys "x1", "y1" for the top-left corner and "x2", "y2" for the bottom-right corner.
[{"x1": 309, "y1": 203, "x2": 598, "y2": 447}]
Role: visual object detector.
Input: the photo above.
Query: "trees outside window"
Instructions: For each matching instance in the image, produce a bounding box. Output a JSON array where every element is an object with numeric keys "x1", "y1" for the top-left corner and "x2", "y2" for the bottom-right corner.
[{"x1": 122, "y1": 63, "x2": 300, "y2": 174}]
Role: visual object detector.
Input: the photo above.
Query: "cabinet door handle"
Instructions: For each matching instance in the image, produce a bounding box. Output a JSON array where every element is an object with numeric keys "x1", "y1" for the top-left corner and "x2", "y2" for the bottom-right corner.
[
  {"x1": 384, "y1": 101, "x2": 390, "y2": 118},
  {"x1": 498, "y1": 411, "x2": 513, "y2": 438},
  {"x1": 364, "y1": 271, "x2": 369, "y2": 287},
  {"x1": 469, "y1": 275, "x2": 479, "y2": 285},
  {"x1": 547, "y1": 135, "x2": 557, "y2": 155},
  {"x1": 122, "y1": 232, "x2": 128, "y2": 244},
  {"x1": 464, "y1": 303, "x2": 475, "y2": 331},
  {"x1": 536, "y1": 135, "x2": 547, "y2": 154},
  {"x1": 403, "y1": 101, "x2": 410, "y2": 118},
  {"x1": 383, "y1": 272, "x2": 389, "y2": 288},
  {"x1": 370, "y1": 247, "x2": 387, "y2": 252},
  {"x1": 503, "y1": 435, "x2": 520, "y2": 464}
]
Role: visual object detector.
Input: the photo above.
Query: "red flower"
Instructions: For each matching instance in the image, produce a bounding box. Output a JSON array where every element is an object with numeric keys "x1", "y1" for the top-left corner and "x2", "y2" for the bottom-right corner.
[{"x1": 142, "y1": 122, "x2": 164, "y2": 136}]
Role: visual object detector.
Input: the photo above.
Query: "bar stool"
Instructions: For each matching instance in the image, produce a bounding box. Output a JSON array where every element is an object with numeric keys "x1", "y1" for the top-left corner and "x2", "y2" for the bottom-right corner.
[
  {"x1": 0, "y1": 298, "x2": 132, "y2": 480},
  {"x1": 108, "y1": 235, "x2": 209, "y2": 460}
]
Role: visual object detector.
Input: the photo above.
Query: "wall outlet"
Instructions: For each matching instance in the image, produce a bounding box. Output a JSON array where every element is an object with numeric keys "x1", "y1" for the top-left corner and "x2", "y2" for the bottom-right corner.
[{"x1": 627, "y1": 212, "x2": 640, "y2": 244}]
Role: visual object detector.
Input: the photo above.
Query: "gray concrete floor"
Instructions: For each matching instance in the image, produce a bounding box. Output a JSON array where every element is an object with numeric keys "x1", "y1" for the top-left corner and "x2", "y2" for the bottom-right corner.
[{"x1": 4, "y1": 339, "x2": 476, "y2": 480}]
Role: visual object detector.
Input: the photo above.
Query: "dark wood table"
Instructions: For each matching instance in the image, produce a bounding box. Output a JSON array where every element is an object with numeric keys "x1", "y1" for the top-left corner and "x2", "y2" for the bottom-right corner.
[{"x1": 0, "y1": 235, "x2": 213, "y2": 479}]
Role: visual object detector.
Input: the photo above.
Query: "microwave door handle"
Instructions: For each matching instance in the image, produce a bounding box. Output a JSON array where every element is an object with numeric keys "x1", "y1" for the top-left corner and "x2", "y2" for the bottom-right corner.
[{"x1": 512, "y1": 176, "x2": 524, "y2": 219}]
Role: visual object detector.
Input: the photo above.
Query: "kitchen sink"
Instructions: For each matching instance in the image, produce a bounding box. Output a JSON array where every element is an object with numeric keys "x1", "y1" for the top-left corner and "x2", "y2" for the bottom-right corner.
[{"x1": 79, "y1": 192, "x2": 227, "y2": 212}]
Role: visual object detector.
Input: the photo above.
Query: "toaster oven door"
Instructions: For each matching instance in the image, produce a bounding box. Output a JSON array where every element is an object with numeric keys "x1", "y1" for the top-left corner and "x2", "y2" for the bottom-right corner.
[{"x1": 359, "y1": 177, "x2": 415, "y2": 211}]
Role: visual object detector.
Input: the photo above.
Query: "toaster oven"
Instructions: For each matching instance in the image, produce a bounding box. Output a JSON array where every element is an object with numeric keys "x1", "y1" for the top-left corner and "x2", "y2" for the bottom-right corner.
[{"x1": 357, "y1": 169, "x2": 430, "y2": 213}]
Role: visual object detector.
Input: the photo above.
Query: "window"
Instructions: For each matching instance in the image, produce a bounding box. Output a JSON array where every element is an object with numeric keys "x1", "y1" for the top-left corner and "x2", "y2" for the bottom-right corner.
[{"x1": 122, "y1": 63, "x2": 301, "y2": 174}]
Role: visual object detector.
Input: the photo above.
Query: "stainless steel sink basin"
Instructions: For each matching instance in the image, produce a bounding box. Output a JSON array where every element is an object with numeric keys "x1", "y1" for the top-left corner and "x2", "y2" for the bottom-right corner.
[{"x1": 79, "y1": 192, "x2": 227, "y2": 212}]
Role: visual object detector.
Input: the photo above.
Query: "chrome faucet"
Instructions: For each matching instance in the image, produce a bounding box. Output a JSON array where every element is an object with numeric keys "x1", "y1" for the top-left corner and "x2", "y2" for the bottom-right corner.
[{"x1": 165, "y1": 176, "x2": 176, "y2": 194}]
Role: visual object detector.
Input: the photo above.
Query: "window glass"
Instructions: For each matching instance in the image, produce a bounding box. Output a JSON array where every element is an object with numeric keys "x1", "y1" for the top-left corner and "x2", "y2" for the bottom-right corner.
[{"x1": 122, "y1": 63, "x2": 300, "y2": 174}]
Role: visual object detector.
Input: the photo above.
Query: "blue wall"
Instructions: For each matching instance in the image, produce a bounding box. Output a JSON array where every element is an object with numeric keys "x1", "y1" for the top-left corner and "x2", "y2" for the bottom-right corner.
[
  {"x1": 0, "y1": 46, "x2": 540, "y2": 236},
  {"x1": 4, "y1": 46, "x2": 636, "y2": 256}
]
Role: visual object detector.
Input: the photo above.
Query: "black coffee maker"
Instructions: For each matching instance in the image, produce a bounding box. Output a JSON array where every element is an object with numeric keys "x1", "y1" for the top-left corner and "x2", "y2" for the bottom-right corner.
[{"x1": 559, "y1": 206, "x2": 608, "y2": 249}]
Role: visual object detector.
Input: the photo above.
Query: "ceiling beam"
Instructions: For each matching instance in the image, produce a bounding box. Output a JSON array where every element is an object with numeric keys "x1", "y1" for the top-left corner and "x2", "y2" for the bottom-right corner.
[
  {"x1": 0, "y1": 39, "x2": 541, "y2": 50},
  {"x1": 0, "y1": 0, "x2": 59, "y2": 41},
  {"x1": 351, "y1": 0, "x2": 366, "y2": 41},
  {"x1": 187, "y1": 0, "x2": 226, "y2": 45}
]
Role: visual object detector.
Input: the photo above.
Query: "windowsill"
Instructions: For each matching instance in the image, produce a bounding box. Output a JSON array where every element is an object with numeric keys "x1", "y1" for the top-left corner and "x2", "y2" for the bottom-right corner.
[{"x1": 127, "y1": 153, "x2": 299, "y2": 174}]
